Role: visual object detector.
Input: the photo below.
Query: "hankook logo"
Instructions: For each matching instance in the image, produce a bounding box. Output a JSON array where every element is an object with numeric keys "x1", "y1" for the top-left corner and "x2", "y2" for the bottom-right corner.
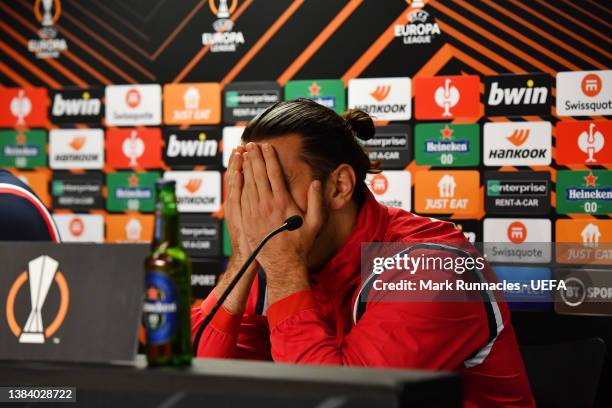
[
  {"x1": 348, "y1": 77, "x2": 411, "y2": 121},
  {"x1": 483, "y1": 122, "x2": 551, "y2": 166}
]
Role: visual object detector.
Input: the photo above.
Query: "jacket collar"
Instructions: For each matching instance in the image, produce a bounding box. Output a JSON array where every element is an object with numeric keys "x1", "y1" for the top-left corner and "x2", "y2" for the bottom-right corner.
[{"x1": 315, "y1": 189, "x2": 389, "y2": 289}]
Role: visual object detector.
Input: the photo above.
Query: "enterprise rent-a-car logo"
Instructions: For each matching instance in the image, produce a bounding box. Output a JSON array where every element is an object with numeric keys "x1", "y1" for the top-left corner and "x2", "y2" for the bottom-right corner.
[
  {"x1": 363, "y1": 125, "x2": 412, "y2": 169},
  {"x1": 223, "y1": 82, "x2": 281, "y2": 122},
  {"x1": 485, "y1": 171, "x2": 550, "y2": 215}
]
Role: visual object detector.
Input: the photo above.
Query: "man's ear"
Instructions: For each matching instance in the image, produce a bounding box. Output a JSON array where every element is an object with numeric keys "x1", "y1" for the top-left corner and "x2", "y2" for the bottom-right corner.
[{"x1": 327, "y1": 164, "x2": 356, "y2": 210}]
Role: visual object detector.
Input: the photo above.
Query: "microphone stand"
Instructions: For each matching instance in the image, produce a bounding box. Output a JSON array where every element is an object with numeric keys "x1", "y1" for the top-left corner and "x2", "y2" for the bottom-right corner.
[{"x1": 192, "y1": 216, "x2": 302, "y2": 356}]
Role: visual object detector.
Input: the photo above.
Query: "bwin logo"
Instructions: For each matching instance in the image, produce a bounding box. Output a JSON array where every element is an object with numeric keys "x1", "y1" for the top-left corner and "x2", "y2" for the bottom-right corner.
[
  {"x1": 52, "y1": 92, "x2": 101, "y2": 116},
  {"x1": 166, "y1": 134, "x2": 218, "y2": 158},
  {"x1": 488, "y1": 79, "x2": 548, "y2": 106}
]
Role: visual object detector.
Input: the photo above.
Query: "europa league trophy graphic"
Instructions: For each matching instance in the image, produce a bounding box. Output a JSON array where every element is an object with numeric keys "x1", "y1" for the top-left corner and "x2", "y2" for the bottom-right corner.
[
  {"x1": 217, "y1": 0, "x2": 230, "y2": 18},
  {"x1": 41, "y1": 0, "x2": 55, "y2": 26},
  {"x1": 19, "y1": 255, "x2": 59, "y2": 344},
  {"x1": 38, "y1": 0, "x2": 58, "y2": 39},
  {"x1": 213, "y1": 0, "x2": 234, "y2": 32}
]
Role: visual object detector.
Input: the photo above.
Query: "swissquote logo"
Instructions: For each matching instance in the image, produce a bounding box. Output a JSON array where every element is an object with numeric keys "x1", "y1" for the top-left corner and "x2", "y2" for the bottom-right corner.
[
  {"x1": 556, "y1": 70, "x2": 612, "y2": 116},
  {"x1": 6, "y1": 255, "x2": 69, "y2": 344},
  {"x1": 348, "y1": 77, "x2": 411, "y2": 121},
  {"x1": 366, "y1": 171, "x2": 411, "y2": 211},
  {"x1": 163, "y1": 171, "x2": 222, "y2": 213},
  {"x1": 163, "y1": 83, "x2": 221, "y2": 125},
  {"x1": 507, "y1": 221, "x2": 527, "y2": 244},
  {"x1": 556, "y1": 121, "x2": 611, "y2": 165},
  {"x1": 202, "y1": 0, "x2": 245, "y2": 52},
  {"x1": 484, "y1": 73, "x2": 551, "y2": 116},
  {"x1": 414, "y1": 75, "x2": 480, "y2": 120},
  {"x1": 0, "y1": 88, "x2": 48, "y2": 127},
  {"x1": 49, "y1": 129, "x2": 104, "y2": 169},
  {"x1": 163, "y1": 128, "x2": 221, "y2": 168},
  {"x1": 29, "y1": 0, "x2": 68, "y2": 59},
  {"x1": 483, "y1": 121, "x2": 551, "y2": 166},
  {"x1": 394, "y1": 2, "x2": 441, "y2": 45},
  {"x1": 105, "y1": 84, "x2": 161, "y2": 126},
  {"x1": 483, "y1": 219, "x2": 552, "y2": 244},
  {"x1": 49, "y1": 88, "x2": 103, "y2": 123},
  {"x1": 53, "y1": 214, "x2": 104, "y2": 243},
  {"x1": 106, "y1": 128, "x2": 162, "y2": 169},
  {"x1": 483, "y1": 218, "x2": 551, "y2": 263}
]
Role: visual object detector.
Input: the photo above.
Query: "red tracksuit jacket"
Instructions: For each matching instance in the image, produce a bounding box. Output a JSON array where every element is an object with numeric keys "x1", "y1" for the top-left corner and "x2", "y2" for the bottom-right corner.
[{"x1": 192, "y1": 190, "x2": 535, "y2": 407}]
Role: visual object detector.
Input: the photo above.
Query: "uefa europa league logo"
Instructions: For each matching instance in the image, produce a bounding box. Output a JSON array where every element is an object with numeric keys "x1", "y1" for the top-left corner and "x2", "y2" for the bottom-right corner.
[
  {"x1": 6, "y1": 255, "x2": 69, "y2": 344},
  {"x1": 35, "y1": 0, "x2": 61, "y2": 38},
  {"x1": 18, "y1": 256, "x2": 61, "y2": 343}
]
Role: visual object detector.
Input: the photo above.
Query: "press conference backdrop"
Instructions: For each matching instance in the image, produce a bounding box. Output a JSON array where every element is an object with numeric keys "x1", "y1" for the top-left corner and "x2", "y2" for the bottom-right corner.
[{"x1": 0, "y1": 0, "x2": 610, "y2": 306}]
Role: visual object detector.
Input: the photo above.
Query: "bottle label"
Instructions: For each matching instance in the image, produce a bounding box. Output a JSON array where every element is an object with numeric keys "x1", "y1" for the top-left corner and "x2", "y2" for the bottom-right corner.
[{"x1": 143, "y1": 271, "x2": 178, "y2": 345}]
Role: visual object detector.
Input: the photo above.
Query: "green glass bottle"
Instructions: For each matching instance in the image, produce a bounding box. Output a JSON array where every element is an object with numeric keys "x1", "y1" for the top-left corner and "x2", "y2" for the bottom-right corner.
[{"x1": 143, "y1": 179, "x2": 192, "y2": 366}]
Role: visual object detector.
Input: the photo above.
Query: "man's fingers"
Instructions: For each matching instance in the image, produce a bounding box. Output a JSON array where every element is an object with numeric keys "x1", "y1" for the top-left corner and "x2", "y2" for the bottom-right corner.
[
  {"x1": 241, "y1": 151, "x2": 258, "y2": 213},
  {"x1": 229, "y1": 168, "x2": 243, "y2": 207},
  {"x1": 227, "y1": 150, "x2": 241, "y2": 183},
  {"x1": 305, "y1": 180, "x2": 324, "y2": 232},
  {"x1": 261, "y1": 143, "x2": 290, "y2": 199},
  {"x1": 245, "y1": 142, "x2": 272, "y2": 200}
]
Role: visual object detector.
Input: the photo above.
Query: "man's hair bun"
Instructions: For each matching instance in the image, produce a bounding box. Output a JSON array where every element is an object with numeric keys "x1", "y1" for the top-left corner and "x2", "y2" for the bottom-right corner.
[{"x1": 341, "y1": 109, "x2": 375, "y2": 141}]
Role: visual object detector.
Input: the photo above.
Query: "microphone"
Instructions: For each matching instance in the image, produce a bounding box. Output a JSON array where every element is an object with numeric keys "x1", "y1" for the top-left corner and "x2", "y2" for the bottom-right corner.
[{"x1": 192, "y1": 215, "x2": 304, "y2": 356}]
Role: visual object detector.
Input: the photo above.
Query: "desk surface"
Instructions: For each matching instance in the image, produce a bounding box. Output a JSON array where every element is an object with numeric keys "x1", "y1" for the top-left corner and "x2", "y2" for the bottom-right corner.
[{"x1": 1, "y1": 356, "x2": 462, "y2": 407}]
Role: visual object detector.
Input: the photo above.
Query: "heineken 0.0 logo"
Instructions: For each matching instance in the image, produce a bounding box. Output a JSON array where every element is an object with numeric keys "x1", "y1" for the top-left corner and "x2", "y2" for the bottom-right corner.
[
  {"x1": 556, "y1": 170, "x2": 611, "y2": 215},
  {"x1": 0, "y1": 130, "x2": 47, "y2": 169},
  {"x1": 284, "y1": 79, "x2": 346, "y2": 113},
  {"x1": 414, "y1": 123, "x2": 479, "y2": 166},
  {"x1": 106, "y1": 171, "x2": 159, "y2": 213}
]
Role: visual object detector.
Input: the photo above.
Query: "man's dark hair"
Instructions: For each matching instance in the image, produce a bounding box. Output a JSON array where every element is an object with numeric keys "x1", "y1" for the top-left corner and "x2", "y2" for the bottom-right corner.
[{"x1": 242, "y1": 98, "x2": 380, "y2": 202}]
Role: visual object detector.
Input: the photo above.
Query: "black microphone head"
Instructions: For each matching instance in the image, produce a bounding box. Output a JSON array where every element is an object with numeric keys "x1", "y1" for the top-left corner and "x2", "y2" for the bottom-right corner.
[{"x1": 284, "y1": 215, "x2": 303, "y2": 231}]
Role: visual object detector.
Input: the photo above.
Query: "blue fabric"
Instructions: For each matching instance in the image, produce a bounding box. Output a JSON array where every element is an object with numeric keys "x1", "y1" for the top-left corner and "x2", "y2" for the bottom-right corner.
[{"x1": 0, "y1": 169, "x2": 54, "y2": 241}]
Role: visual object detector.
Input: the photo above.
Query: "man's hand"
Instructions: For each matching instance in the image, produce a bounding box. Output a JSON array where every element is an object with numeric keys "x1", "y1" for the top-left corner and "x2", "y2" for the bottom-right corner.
[
  {"x1": 225, "y1": 145, "x2": 253, "y2": 262},
  {"x1": 213, "y1": 145, "x2": 258, "y2": 314},
  {"x1": 240, "y1": 142, "x2": 324, "y2": 302}
]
